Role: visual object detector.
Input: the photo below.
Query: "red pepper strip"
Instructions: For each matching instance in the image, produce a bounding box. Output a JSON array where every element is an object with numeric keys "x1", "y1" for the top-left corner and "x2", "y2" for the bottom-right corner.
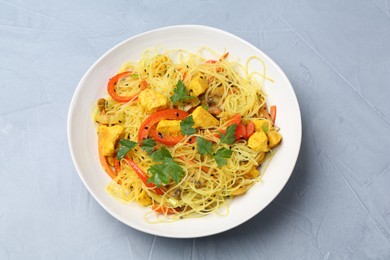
[
  {"x1": 152, "y1": 204, "x2": 178, "y2": 215},
  {"x1": 206, "y1": 59, "x2": 217, "y2": 64},
  {"x1": 98, "y1": 142, "x2": 122, "y2": 184},
  {"x1": 218, "y1": 113, "x2": 242, "y2": 135},
  {"x1": 270, "y1": 105, "x2": 277, "y2": 125},
  {"x1": 123, "y1": 158, "x2": 164, "y2": 195},
  {"x1": 137, "y1": 109, "x2": 189, "y2": 142},
  {"x1": 227, "y1": 113, "x2": 241, "y2": 126},
  {"x1": 114, "y1": 157, "x2": 120, "y2": 173},
  {"x1": 245, "y1": 122, "x2": 255, "y2": 139},
  {"x1": 235, "y1": 124, "x2": 247, "y2": 140},
  {"x1": 98, "y1": 147, "x2": 117, "y2": 180},
  {"x1": 107, "y1": 72, "x2": 147, "y2": 103},
  {"x1": 149, "y1": 126, "x2": 185, "y2": 146}
]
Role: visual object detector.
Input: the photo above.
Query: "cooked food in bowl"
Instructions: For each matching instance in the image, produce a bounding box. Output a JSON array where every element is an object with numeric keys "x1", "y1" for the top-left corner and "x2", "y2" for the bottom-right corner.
[{"x1": 93, "y1": 48, "x2": 282, "y2": 221}]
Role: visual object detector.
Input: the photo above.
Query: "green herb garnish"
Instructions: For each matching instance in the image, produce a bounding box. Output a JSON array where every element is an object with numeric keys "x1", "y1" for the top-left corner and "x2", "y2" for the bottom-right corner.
[
  {"x1": 140, "y1": 138, "x2": 156, "y2": 155},
  {"x1": 147, "y1": 147, "x2": 185, "y2": 187},
  {"x1": 219, "y1": 124, "x2": 237, "y2": 145},
  {"x1": 170, "y1": 80, "x2": 194, "y2": 104},
  {"x1": 117, "y1": 139, "x2": 138, "y2": 160},
  {"x1": 214, "y1": 147, "x2": 233, "y2": 167},
  {"x1": 196, "y1": 137, "x2": 233, "y2": 167},
  {"x1": 196, "y1": 137, "x2": 213, "y2": 155},
  {"x1": 180, "y1": 115, "x2": 196, "y2": 135}
]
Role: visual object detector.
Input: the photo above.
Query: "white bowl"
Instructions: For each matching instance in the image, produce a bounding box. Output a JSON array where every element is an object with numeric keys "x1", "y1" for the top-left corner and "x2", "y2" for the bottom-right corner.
[{"x1": 67, "y1": 25, "x2": 301, "y2": 238}]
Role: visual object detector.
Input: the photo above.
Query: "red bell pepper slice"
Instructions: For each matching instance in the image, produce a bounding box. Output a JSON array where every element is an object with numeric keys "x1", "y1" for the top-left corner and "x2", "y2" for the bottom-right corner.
[
  {"x1": 137, "y1": 109, "x2": 189, "y2": 143},
  {"x1": 235, "y1": 124, "x2": 247, "y2": 140},
  {"x1": 107, "y1": 72, "x2": 147, "y2": 103},
  {"x1": 149, "y1": 126, "x2": 186, "y2": 146},
  {"x1": 245, "y1": 122, "x2": 255, "y2": 139}
]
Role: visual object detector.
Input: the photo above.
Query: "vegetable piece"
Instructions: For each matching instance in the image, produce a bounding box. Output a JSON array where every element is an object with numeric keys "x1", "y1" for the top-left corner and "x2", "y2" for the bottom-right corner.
[
  {"x1": 117, "y1": 139, "x2": 138, "y2": 160},
  {"x1": 214, "y1": 147, "x2": 233, "y2": 167},
  {"x1": 138, "y1": 89, "x2": 168, "y2": 113},
  {"x1": 180, "y1": 115, "x2": 196, "y2": 135},
  {"x1": 196, "y1": 137, "x2": 213, "y2": 155},
  {"x1": 138, "y1": 109, "x2": 189, "y2": 142},
  {"x1": 149, "y1": 126, "x2": 185, "y2": 146},
  {"x1": 219, "y1": 124, "x2": 237, "y2": 144},
  {"x1": 196, "y1": 137, "x2": 233, "y2": 167},
  {"x1": 226, "y1": 113, "x2": 241, "y2": 126},
  {"x1": 152, "y1": 204, "x2": 177, "y2": 215},
  {"x1": 140, "y1": 138, "x2": 156, "y2": 155},
  {"x1": 114, "y1": 157, "x2": 120, "y2": 173},
  {"x1": 170, "y1": 80, "x2": 194, "y2": 104},
  {"x1": 205, "y1": 52, "x2": 229, "y2": 64},
  {"x1": 98, "y1": 143, "x2": 118, "y2": 180},
  {"x1": 124, "y1": 158, "x2": 164, "y2": 195},
  {"x1": 107, "y1": 72, "x2": 147, "y2": 103},
  {"x1": 245, "y1": 122, "x2": 255, "y2": 139},
  {"x1": 234, "y1": 124, "x2": 247, "y2": 140},
  {"x1": 270, "y1": 105, "x2": 277, "y2": 125},
  {"x1": 147, "y1": 147, "x2": 185, "y2": 187},
  {"x1": 252, "y1": 119, "x2": 270, "y2": 133}
]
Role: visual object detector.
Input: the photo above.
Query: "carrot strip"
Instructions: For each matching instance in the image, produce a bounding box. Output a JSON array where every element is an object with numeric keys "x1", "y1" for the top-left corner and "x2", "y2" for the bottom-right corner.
[
  {"x1": 270, "y1": 105, "x2": 277, "y2": 125},
  {"x1": 152, "y1": 204, "x2": 178, "y2": 215}
]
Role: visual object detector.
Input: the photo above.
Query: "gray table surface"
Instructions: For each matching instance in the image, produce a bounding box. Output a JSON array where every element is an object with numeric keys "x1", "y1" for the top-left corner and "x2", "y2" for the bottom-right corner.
[{"x1": 1, "y1": 0, "x2": 390, "y2": 259}]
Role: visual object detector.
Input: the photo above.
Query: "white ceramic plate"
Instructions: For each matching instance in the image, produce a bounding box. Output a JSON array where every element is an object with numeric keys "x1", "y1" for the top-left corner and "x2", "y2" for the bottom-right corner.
[{"x1": 67, "y1": 25, "x2": 301, "y2": 238}]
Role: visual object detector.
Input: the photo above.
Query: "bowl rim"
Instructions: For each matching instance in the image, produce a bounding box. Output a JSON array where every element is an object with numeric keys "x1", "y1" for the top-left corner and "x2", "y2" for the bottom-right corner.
[{"x1": 67, "y1": 24, "x2": 302, "y2": 238}]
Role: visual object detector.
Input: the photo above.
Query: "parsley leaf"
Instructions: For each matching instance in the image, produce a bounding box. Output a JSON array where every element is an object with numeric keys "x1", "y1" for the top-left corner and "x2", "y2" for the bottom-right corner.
[
  {"x1": 140, "y1": 138, "x2": 156, "y2": 155},
  {"x1": 147, "y1": 147, "x2": 185, "y2": 187},
  {"x1": 196, "y1": 137, "x2": 234, "y2": 167},
  {"x1": 117, "y1": 139, "x2": 138, "y2": 160},
  {"x1": 196, "y1": 137, "x2": 213, "y2": 155},
  {"x1": 148, "y1": 164, "x2": 169, "y2": 187},
  {"x1": 220, "y1": 124, "x2": 237, "y2": 145},
  {"x1": 180, "y1": 115, "x2": 196, "y2": 135},
  {"x1": 163, "y1": 157, "x2": 184, "y2": 183},
  {"x1": 214, "y1": 147, "x2": 233, "y2": 167},
  {"x1": 170, "y1": 80, "x2": 194, "y2": 104},
  {"x1": 150, "y1": 146, "x2": 172, "y2": 162}
]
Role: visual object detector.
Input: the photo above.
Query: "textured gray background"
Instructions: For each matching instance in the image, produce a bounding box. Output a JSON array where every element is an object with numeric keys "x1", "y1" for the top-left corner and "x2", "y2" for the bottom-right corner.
[{"x1": 1, "y1": 0, "x2": 390, "y2": 259}]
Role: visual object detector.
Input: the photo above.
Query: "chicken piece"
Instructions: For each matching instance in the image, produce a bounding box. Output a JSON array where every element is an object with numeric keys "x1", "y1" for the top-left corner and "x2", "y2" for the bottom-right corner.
[
  {"x1": 252, "y1": 119, "x2": 272, "y2": 133},
  {"x1": 248, "y1": 131, "x2": 269, "y2": 152},
  {"x1": 156, "y1": 120, "x2": 182, "y2": 135},
  {"x1": 188, "y1": 75, "x2": 208, "y2": 96},
  {"x1": 267, "y1": 130, "x2": 282, "y2": 148},
  {"x1": 98, "y1": 125, "x2": 124, "y2": 156},
  {"x1": 138, "y1": 89, "x2": 167, "y2": 113},
  {"x1": 191, "y1": 106, "x2": 219, "y2": 128},
  {"x1": 245, "y1": 166, "x2": 261, "y2": 179}
]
